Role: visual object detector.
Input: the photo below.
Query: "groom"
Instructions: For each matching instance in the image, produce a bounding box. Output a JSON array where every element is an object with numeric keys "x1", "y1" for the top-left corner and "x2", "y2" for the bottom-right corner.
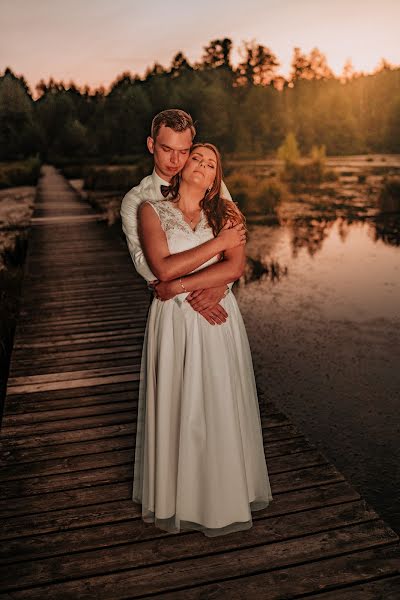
[{"x1": 120, "y1": 108, "x2": 235, "y2": 325}]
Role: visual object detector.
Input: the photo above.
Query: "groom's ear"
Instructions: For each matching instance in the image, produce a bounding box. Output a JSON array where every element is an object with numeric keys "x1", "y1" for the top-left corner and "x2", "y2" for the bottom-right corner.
[{"x1": 147, "y1": 136, "x2": 155, "y2": 155}]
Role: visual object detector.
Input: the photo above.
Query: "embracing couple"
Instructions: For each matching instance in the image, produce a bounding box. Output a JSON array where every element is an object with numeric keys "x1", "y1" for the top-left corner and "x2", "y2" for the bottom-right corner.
[{"x1": 120, "y1": 109, "x2": 273, "y2": 538}]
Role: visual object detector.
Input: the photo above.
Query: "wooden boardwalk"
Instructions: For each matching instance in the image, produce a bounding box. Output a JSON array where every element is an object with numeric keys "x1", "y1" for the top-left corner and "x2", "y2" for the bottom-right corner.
[{"x1": 0, "y1": 164, "x2": 399, "y2": 599}]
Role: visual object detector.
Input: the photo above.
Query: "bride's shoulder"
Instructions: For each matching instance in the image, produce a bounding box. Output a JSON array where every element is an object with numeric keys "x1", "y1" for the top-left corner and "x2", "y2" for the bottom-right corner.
[
  {"x1": 139, "y1": 199, "x2": 175, "y2": 230},
  {"x1": 140, "y1": 198, "x2": 167, "y2": 214}
]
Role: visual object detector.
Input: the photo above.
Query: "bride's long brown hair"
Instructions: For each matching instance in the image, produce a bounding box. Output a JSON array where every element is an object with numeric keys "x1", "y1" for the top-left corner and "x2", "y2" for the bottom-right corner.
[{"x1": 165, "y1": 142, "x2": 247, "y2": 238}]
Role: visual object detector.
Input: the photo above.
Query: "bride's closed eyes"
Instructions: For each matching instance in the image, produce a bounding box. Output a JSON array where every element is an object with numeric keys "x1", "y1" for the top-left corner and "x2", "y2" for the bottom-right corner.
[{"x1": 191, "y1": 155, "x2": 216, "y2": 169}]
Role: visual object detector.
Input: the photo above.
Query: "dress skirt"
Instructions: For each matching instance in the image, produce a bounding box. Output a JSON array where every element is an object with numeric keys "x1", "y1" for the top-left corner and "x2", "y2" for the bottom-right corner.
[{"x1": 132, "y1": 290, "x2": 273, "y2": 537}]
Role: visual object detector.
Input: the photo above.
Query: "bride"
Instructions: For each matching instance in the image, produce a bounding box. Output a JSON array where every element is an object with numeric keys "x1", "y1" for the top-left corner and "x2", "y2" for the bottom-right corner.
[{"x1": 133, "y1": 142, "x2": 273, "y2": 537}]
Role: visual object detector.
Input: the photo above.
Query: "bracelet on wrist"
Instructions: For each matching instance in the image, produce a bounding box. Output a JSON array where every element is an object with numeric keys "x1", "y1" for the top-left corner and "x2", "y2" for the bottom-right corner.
[{"x1": 179, "y1": 277, "x2": 189, "y2": 293}]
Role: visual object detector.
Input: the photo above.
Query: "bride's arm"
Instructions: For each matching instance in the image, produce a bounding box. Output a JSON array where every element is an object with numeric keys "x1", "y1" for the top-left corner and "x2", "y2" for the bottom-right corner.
[
  {"x1": 138, "y1": 202, "x2": 243, "y2": 281},
  {"x1": 169, "y1": 243, "x2": 245, "y2": 293}
]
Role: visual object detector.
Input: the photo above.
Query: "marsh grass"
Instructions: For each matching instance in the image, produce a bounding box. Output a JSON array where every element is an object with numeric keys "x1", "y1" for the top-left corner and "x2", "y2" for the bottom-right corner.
[
  {"x1": 378, "y1": 176, "x2": 400, "y2": 212},
  {"x1": 281, "y1": 159, "x2": 338, "y2": 185},
  {"x1": 224, "y1": 172, "x2": 284, "y2": 215}
]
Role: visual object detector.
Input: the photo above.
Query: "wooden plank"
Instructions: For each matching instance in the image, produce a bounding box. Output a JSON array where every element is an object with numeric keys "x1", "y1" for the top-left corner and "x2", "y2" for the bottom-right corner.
[
  {"x1": 4, "y1": 372, "x2": 139, "y2": 394},
  {"x1": 0, "y1": 441, "x2": 327, "y2": 494},
  {"x1": 18, "y1": 315, "x2": 149, "y2": 335},
  {"x1": 0, "y1": 480, "x2": 360, "y2": 541},
  {"x1": 10, "y1": 355, "x2": 141, "y2": 377},
  {"x1": 0, "y1": 502, "x2": 380, "y2": 577},
  {"x1": 0, "y1": 422, "x2": 136, "y2": 451},
  {"x1": 20, "y1": 296, "x2": 145, "y2": 318},
  {"x1": 300, "y1": 573, "x2": 400, "y2": 599},
  {"x1": 0, "y1": 464, "x2": 131, "y2": 499},
  {"x1": 3, "y1": 381, "x2": 140, "y2": 412},
  {"x1": 150, "y1": 548, "x2": 400, "y2": 599},
  {"x1": 0, "y1": 481, "x2": 130, "y2": 518},
  {"x1": 0, "y1": 521, "x2": 396, "y2": 598},
  {"x1": 1, "y1": 406, "x2": 280, "y2": 440},
  {"x1": 16, "y1": 312, "x2": 149, "y2": 332},
  {"x1": 1, "y1": 447, "x2": 326, "y2": 484},
  {"x1": 0, "y1": 463, "x2": 345, "y2": 518},
  {"x1": 13, "y1": 330, "x2": 144, "y2": 350},
  {"x1": 1, "y1": 433, "x2": 312, "y2": 468},
  {"x1": 0, "y1": 421, "x2": 302, "y2": 451},
  {"x1": 10, "y1": 344, "x2": 143, "y2": 364},
  {"x1": 31, "y1": 215, "x2": 106, "y2": 223},
  {"x1": 2, "y1": 399, "x2": 139, "y2": 427},
  {"x1": 7, "y1": 364, "x2": 141, "y2": 388},
  {"x1": 14, "y1": 324, "x2": 146, "y2": 346},
  {"x1": 0, "y1": 413, "x2": 281, "y2": 443}
]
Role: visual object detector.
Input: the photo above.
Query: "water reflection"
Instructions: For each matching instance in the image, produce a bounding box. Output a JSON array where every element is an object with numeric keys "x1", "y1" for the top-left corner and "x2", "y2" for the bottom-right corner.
[
  {"x1": 268, "y1": 214, "x2": 400, "y2": 263},
  {"x1": 370, "y1": 215, "x2": 400, "y2": 247},
  {"x1": 289, "y1": 218, "x2": 335, "y2": 257},
  {"x1": 244, "y1": 217, "x2": 400, "y2": 321},
  {"x1": 243, "y1": 256, "x2": 288, "y2": 284}
]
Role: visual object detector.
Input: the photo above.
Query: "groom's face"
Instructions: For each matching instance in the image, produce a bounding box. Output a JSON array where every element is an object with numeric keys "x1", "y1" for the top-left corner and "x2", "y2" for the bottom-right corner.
[{"x1": 147, "y1": 125, "x2": 193, "y2": 182}]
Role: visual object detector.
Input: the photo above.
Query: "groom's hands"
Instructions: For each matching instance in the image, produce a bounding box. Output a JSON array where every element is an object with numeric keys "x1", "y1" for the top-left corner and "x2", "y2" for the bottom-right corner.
[
  {"x1": 149, "y1": 280, "x2": 229, "y2": 325},
  {"x1": 186, "y1": 285, "x2": 229, "y2": 325},
  {"x1": 186, "y1": 285, "x2": 227, "y2": 311}
]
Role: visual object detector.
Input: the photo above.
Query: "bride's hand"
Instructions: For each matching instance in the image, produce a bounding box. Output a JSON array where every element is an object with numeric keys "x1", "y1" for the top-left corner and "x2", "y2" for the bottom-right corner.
[
  {"x1": 217, "y1": 220, "x2": 246, "y2": 250},
  {"x1": 152, "y1": 280, "x2": 177, "y2": 301}
]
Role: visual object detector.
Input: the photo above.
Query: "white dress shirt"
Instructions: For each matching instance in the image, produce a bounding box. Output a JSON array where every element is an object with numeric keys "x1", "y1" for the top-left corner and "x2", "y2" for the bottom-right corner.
[{"x1": 120, "y1": 168, "x2": 235, "y2": 289}]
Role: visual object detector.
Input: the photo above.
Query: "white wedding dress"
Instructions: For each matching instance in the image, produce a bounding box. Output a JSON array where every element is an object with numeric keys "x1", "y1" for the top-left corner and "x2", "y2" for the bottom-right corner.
[{"x1": 132, "y1": 198, "x2": 273, "y2": 537}]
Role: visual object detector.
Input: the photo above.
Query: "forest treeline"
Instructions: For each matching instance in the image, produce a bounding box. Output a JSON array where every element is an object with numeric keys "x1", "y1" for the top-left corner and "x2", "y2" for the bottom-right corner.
[{"x1": 1, "y1": 38, "x2": 399, "y2": 162}]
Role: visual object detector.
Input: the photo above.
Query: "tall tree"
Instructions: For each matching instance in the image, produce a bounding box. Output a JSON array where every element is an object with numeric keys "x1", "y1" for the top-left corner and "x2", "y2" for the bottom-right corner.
[
  {"x1": 201, "y1": 38, "x2": 233, "y2": 70},
  {"x1": 341, "y1": 59, "x2": 355, "y2": 83},
  {"x1": 0, "y1": 71, "x2": 41, "y2": 159},
  {"x1": 290, "y1": 47, "x2": 334, "y2": 82},
  {"x1": 169, "y1": 52, "x2": 193, "y2": 78},
  {"x1": 236, "y1": 41, "x2": 280, "y2": 86},
  {"x1": 144, "y1": 62, "x2": 167, "y2": 81}
]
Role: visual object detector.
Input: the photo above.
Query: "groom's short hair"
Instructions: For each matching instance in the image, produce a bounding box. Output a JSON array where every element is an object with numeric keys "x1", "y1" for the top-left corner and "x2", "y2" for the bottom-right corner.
[{"x1": 151, "y1": 109, "x2": 196, "y2": 142}]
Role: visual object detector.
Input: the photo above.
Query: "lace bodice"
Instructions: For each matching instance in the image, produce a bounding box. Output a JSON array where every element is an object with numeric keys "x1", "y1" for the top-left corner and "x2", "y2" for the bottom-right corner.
[{"x1": 144, "y1": 199, "x2": 220, "y2": 275}]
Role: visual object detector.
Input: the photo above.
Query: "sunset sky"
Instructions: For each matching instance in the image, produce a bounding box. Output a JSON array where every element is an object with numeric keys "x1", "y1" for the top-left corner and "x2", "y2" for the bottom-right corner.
[{"x1": 1, "y1": 0, "x2": 399, "y2": 93}]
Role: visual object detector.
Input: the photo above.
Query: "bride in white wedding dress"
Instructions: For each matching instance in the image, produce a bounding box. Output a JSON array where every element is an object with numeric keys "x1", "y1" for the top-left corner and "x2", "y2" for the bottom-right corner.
[{"x1": 133, "y1": 143, "x2": 273, "y2": 537}]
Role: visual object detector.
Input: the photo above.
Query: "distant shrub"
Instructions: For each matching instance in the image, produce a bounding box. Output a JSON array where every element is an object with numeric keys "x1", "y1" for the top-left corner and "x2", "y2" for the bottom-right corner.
[
  {"x1": 225, "y1": 172, "x2": 283, "y2": 215},
  {"x1": 83, "y1": 156, "x2": 152, "y2": 191},
  {"x1": 277, "y1": 132, "x2": 300, "y2": 163},
  {"x1": 0, "y1": 157, "x2": 41, "y2": 189},
  {"x1": 309, "y1": 144, "x2": 326, "y2": 162},
  {"x1": 278, "y1": 137, "x2": 337, "y2": 184},
  {"x1": 378, "y1": 176, "x2": 400, "y2": 212},
  {"x1": 358, "y1": 173, "x2": 367, "y2": 183},
  {"x1": 61, "y1": 164, "x2": 89, "y2": 179},
  {"x1": 280, "y1": 159, "x2": 337, "y2": 184}
]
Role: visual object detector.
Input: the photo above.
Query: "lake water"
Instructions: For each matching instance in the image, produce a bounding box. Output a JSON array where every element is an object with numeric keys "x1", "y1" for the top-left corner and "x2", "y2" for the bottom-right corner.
[{"x1": 235, "y1": 215, "x2": 400, "y2": 533}]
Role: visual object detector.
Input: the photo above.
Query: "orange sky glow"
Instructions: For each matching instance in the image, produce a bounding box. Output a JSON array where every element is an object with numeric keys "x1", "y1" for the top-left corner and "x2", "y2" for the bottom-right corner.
[{"x1": 1, "y1": 0, "x2": 399, "y2": 94}]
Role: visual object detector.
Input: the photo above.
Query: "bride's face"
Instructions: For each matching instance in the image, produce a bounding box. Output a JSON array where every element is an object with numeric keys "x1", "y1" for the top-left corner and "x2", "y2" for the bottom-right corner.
[{"x1": 181, "y1": 147, "x2": 217, "y2": 191}]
